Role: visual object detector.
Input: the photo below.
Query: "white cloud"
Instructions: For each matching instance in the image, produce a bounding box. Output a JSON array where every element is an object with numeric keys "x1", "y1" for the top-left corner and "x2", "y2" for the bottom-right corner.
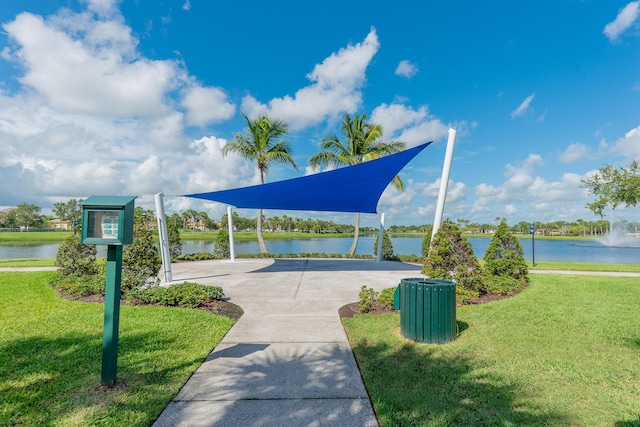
[
  {"x1": 610, "y1": 124, "x2": 640, "y2": 160},
  {"x1": 395, "y1": 60, "x2": 418, "y2": 79},
  {"x1": 371, "y1": 103, "x2": 448, "y2": 147},
  {"x1": 604, "y1": 1, "x2": 640, "y2": 41},
  {"x1": 85, "y1": 0, "x2": 120, "y2": 18},
  {"x1": 560, "y1": 142, "x2": 590, "y2": 163},
  {"x1": 469, "y1": 154, "x2": 593, "y2": 222},
  {"x1": 3, "y1": 10, "x2": 185, "y2": 117},
  {"x1": 181, "y1": 86, "x2": 235, "y2": 127},
  {"x1": 241, "y1": 28, "x2": 379, "y2": 130},
  {"x1": 0, "y1": 3, "x2": 254, "y2": 214},
  {"x1": 182, "y1": 0, "x2": 192, "y2": 11},
  {"x1": 510, "y1": 93, "x2": 535, "y2": 118},
  {"x1": 378, "y1": 178, "x2": 469, "y2": 223},
  {"x1": 144, "y1": 112, "x2": 187, "y2": 150}
]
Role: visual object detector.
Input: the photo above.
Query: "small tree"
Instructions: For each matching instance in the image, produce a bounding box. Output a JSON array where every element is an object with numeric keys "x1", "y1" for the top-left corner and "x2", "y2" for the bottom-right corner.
[
  {"x1": 372, "y1": 230, "x2": 396, "y2": 260},
  {"x1": 122, "y1": 211, "x2": 161, "y2": 291},
  {"x1": 422, "y1": 219, "x2": 484, "y2": 304},
  {"x1": 213, "y1": 230, "x2": 230, "y2": 258},
  {"x1": 581, "y1": 160, "x2": 640, "y2": 217},
  {"x1": 483, "y1": 220, "x2": 528, "y2": 294},
  {"x1": 166, "y1": 218, "x2": 182, "y2": 258},
  {"x1": 483, "y1": 220, "x2": 528, "y2": 279}
]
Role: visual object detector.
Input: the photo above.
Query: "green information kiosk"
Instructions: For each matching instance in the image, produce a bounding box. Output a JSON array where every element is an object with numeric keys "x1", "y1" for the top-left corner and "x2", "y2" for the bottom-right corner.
[{"x1": 80, "y1": 196, "x2": 136, "y2": 387}]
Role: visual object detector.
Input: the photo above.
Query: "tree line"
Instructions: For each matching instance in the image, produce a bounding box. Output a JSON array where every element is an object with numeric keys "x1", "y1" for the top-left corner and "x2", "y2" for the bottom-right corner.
[
  {"x1": 388, "y1": 218, "x2": 640, "y2": 237},
  {"x1": 3, "y1": 198, "x2": 638, "y2": 238}
]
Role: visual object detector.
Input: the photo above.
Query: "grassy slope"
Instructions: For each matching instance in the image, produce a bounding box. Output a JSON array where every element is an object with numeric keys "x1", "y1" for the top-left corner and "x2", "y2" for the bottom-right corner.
[
  {"x1": 343, "y1": 274, "x2": 640, "y2": 426},
  {"x1": 0, "y1": 272, "x2": 235, "y2": 426}
]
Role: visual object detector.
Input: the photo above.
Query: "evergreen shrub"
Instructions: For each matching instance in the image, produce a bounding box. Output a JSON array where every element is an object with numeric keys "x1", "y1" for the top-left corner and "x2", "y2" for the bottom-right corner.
[
  {"x1": 422, "y1": 219, "x2": 485, "y2": 304},
  {"x1": 483, "y1": 220, "x2": 529, "y2": 294}
]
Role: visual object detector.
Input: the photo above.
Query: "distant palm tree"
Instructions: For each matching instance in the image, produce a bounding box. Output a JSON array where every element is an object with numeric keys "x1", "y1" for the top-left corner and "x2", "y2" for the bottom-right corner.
[
  {"x1": 223, "y1": 113, "x2": 297, "y2": 253},
  {"x1": 308, "y1": 113, "x2": 406, "y2": 255}
]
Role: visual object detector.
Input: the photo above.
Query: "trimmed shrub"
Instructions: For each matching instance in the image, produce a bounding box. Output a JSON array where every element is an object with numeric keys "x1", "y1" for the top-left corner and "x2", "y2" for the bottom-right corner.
[
  {"x1": 483, "y1": 220, "x2": 529, "y2": 294},
  {"x1": 422, "y1": 219, "x2": 485, "y2": 304},
  {"x1": 161, "y1": 282, "x2": 225, "y2": 308},
  {"x1": 484, "y1": 275, "x2": 527, "y2": 295},
  {"x1": 378, "y1": 287, "x2": 396, "y2": 308},
  {"x1": 126, "y1": 282, "x2": 225, "y2": 308},
  {"x1": 372, "y1": 231, "x2": 396, "y2": 260},
  {"x1": 483, "y1": 220, "x2": 529, "y2": 280},
  {"x1": 126, "y1": 286, "x2": 167, "y2": 305},
  {"x1": 50, "y1": 262, "x2": 106, "y2": 297},
  {"x1": 55, "y1": 233, "x2": 98, "y2": 277}
]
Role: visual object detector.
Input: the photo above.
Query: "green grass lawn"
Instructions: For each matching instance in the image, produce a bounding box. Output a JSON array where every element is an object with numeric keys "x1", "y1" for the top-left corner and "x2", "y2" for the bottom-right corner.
[
  {"x1": 343, "y1": 274, "x2": 640, "y2": 426},
  {"x1": 528, "y1": 260, "x2": 640, "y2": 273},
  {"x1": 0, "y1": 231, "x2": 72, "y2": 243},
  {"x1": 0, "y1": 258, "x2": 56, "y2": 267},
  {"x1": 0, "y1": 272, "x2": 235, "y2": 426}
]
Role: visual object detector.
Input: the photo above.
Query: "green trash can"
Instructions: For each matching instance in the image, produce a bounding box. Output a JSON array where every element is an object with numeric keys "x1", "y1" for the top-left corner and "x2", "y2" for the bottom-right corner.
[{"x1": 399, "y1": 278, "x2": 456, "y2": 343}]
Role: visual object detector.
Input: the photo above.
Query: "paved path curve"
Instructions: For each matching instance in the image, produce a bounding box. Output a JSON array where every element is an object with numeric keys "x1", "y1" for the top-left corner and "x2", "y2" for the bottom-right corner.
[{"x1": 153, "y1": 258, "x2": 422, "y2": 427}]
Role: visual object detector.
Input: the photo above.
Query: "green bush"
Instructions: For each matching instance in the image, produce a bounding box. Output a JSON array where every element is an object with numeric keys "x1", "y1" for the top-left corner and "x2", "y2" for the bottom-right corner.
[
  {"x1": 126, "y1": 286, "x2": 168, "y2": 305},
  {"x1": 126, "y1": 282, "x2": 225, "y2": 308},
  {"x1": 122, "y1": 212, "x2": 161, "y2": 291},
  {"x1": 55, "y1": 233, "x2": 98, "y2": 277},
  {"x1": 166, "y1": 218, "x2": 182, "y2": 258},
  {"x1": 213, "y1": 230, "x2": 230, "y2": 258},
  {"x1": 422, "y1": 219, "x2": 484, "y2": 304},
  {"x1": 161, "y1": 282, "x2": 225, "y2": 308},
  {"x1": 49, "y1": 262, "x2": 106, "y2": 297},
  {"x1": 177, "y1": 252, "x2": 216, "y2": 261},
  {"x1": 483, "y1": 220, "x2": 529, "y2": 280},
  {"x1": 358, "y1": 285, "x2": 379, "y2": 313},
  {"x1": 372, "y1": 231, "x2": 396, "y2": 260},
  {"x1": 397, "y1": 254, "x2": 421, "y2": 263},
  {"x1": 484, "y1": 275, "x2": 527, "y2": 295},
  {"x1": 456, "y1": 286, "x2": 479, "y2": 304},
  {"x1": 378, "y1": 287, "x2": 396, "y2": 308}
]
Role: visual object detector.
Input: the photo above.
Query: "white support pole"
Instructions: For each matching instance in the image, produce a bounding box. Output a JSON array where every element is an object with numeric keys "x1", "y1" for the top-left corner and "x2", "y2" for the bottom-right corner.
[
  {"x1": 432, "y1": 128, "x2": 457, "y2": 241},
  {"x1": 227, "y1": 206, "x2": 236, "y2": 262},
  {"x1": 154, "y1": 192, "x2": 173, "y2": 282},
  {"x1": 376, "y1": 212, "x2": 386, "y2": 262}
]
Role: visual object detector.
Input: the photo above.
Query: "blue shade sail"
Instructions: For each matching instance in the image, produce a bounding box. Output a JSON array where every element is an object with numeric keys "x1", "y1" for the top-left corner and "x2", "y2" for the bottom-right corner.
[{"x1": 185, "y1": 141, "x2": 432, "y2": 213}]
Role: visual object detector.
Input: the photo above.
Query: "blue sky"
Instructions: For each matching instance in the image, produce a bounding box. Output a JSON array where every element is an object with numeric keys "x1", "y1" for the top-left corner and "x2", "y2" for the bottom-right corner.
[{"x1": 1, "y1": 0, "x2": 639, "y2": 227}]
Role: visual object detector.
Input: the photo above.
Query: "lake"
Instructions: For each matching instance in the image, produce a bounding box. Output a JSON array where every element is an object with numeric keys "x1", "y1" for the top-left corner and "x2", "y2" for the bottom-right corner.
[{"x1": 2, "y1": 235, "x2": 638, "y2": 264}]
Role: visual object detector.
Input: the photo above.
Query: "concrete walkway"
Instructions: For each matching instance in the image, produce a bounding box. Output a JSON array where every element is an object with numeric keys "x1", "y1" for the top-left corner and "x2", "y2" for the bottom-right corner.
[{"x1": 152, "y1": 258, "x2": 422, "y2": 427}]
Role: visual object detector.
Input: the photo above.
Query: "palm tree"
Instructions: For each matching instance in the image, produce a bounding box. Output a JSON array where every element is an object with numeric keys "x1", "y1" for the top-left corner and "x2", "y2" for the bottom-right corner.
[
  {"x1": 222, "y1": 113, "x2": 297, "y2": 253},
  {"x1": 308, "y1": 113, "x2": 406, "y2": 255}
]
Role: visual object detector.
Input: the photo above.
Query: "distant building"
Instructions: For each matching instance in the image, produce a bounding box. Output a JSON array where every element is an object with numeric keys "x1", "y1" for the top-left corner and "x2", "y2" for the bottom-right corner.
[
  {"x1": 50, "y1": 218, "x2": 72, "y2": 230},
  {"x1": 0, "y1": 208, "x2": 15, "y2": 227}
]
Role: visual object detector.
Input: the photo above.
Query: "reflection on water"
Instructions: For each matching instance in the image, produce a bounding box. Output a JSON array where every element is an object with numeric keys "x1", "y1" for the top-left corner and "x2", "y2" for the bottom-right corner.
[{"x1": 1, "y1": 236, "x2": 638, "y2": 264}]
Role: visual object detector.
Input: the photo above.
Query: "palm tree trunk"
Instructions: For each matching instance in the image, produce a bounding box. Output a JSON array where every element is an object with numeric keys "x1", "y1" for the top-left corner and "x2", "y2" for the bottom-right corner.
[
  {"x1": 257, "y1": 209, "x2": 268, "y2": 253},
  {"x1": 348, "y1": 213, "x2": 360, "y2": 256}
]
